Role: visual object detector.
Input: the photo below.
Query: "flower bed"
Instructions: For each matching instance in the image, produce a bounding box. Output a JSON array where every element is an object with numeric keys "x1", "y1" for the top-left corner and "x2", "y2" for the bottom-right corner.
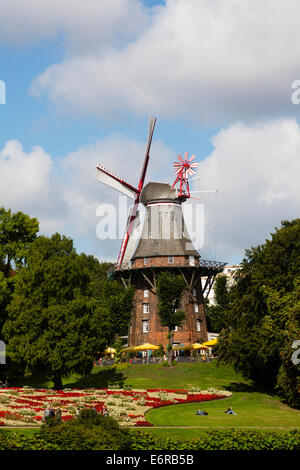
[{"x1": 0, "y1": 387, "x2": 231, "y2": 427}]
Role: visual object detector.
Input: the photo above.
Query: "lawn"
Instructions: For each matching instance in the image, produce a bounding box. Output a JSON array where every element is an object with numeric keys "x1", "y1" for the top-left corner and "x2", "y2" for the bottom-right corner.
[
  {"x1": 63, "y1": 362, "x2": 250, "y2": 390},
  {"x1": 16, "y1": 362, "x2": 248, "y2": 390},
  {"x1": 145, "y1": 391, "x2": 300, "y2": 432}
]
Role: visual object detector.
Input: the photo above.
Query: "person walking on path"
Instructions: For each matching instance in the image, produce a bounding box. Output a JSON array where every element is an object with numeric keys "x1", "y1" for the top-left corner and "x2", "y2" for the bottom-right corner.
[
  {"x1": 55, "y1": 408, "x2": 62, "y2": 423},
  {"x1": 42, "y1": 406, "x2": 51, "y2": 422}
]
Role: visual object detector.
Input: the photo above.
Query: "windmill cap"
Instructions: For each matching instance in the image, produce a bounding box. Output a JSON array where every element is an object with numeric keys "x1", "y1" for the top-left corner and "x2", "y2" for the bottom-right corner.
[{"x1": 141, "y1": 182, "x2": 185, "y2": 205}]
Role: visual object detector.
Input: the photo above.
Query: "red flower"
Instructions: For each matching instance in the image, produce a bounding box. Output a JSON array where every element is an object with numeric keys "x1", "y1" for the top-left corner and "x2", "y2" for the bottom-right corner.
[
  {"x1": 62, "y1": 415, "x2": 73, "y2": 421},
  {"x1": 134, "y1": 421, "x2": 153, "y2": 427}
]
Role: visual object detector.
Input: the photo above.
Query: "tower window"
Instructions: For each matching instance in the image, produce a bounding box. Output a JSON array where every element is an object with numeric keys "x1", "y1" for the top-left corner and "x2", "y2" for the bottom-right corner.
[
  {"x1": 192, "y1": 288, "x2": 196, "y2": 297},
  {"x1": 194, "y1": 303, "x2": 199, "y2": 313},
  {"x1": 142, "y1": 320, "x2": 149, "y2": 333},
  {"x1": 174, "y1": 325, "x2": 178, "y2": 331},
  {"x1": 143, "y1": 303, "x2": 149, "y2": 314},
  {"x1": 168, "y1": 256, "x2": 174, "y2": 263},
  {"x1": 144, "y1": 257, "x2": 149, "y2": 265},
  {"x1": 196, "y1": 320, "x2": 201, "y2": 332},
  {"x1": 189, "y1": 256, "x2": 195, "y2": 266},
  {"x1": 144, "y1": 289, "x2": 149, "y2": 298}
]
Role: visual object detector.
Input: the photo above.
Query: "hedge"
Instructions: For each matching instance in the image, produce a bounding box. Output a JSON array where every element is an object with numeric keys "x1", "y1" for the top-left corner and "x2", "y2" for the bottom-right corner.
[
  {"x1": 1, "y1": 428, "x2": 299, "y2": 451},
  {"x1": 131, "y1": 430, "x2": 300, "y2": 451}
]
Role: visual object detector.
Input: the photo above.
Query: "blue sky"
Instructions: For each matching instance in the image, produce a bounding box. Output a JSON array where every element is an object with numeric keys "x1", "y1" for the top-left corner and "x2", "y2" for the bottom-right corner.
[{"x1": 1, "y1": 0, "x2": 300, "y2": 266}]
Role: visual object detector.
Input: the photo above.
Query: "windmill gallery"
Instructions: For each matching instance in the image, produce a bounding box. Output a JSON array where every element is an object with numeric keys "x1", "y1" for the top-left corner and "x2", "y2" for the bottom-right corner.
[{"x1": 95, "y1": 117, "x2": 225, "y2": 351}]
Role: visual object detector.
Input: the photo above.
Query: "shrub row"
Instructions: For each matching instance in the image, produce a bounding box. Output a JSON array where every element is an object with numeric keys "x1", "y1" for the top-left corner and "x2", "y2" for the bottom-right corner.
[
  {"x1": 1, "y1": 415, "x2": 300, "y2": 451},
  {"x1": 131, "y1": 430, "x2": 300, "y2": 451}
]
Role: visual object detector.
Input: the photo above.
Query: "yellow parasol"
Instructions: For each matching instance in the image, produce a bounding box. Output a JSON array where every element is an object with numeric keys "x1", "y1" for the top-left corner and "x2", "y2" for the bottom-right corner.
[
  {"x1": 121, "y1": 347, "x2": 135, "y2": 353},
  {"x1": 191, "y1": 343, "x2": 209, "y2": 350},
  {"x1": 134, "y1": 343, "x2": 159, "y2": 351},
  {"x1": 202, "y1": 338, "x2": 218, "y2": 347},
  {"x1": 105, "y1": 347, "x2": 116, "y2": 354}
]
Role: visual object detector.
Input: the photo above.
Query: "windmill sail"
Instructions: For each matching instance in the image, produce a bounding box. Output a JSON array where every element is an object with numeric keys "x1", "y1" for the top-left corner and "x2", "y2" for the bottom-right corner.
[
  {"x1": 95, "y1": 165, "x2": 138, "y2": 200},
  {"x1": 120, "y1": 210, "x2": 141, "y2": 267},
  {"x1": 116, "y1": 116, "x2": 156, "y2": 269}
]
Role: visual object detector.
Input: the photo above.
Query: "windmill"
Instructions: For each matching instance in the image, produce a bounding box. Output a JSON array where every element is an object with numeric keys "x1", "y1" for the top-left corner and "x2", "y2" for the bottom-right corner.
[
  {"x1": 94, "y1": 117, "x2": 226, "y2": 349},
  {"x1": 95, "y1": 116, "x2": 156, "y2": 270}
]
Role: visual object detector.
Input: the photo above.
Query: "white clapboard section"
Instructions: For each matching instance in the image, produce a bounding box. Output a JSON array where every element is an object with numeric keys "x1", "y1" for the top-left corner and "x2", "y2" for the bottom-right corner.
[
  {"x1": 95, "y1": 166, "x2": 137, "y2": 200},
  {"x1": 121, "y1": 210, "x2": 141, "y2": 268}
]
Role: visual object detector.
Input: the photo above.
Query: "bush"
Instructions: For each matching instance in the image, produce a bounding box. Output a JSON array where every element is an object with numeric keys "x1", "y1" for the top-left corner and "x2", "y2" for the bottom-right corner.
[
  {"x1": 38, "y1": 408, "x2": 132, "y2": 450},
  {"x1": 161, "y1": 361, "x2": 170, "y2": 367},
  {"x1": 0, "y1": 431, "x2": 61, "y2": 450},
  {"x1": 152, "y1": 343, "x2": 165, "y2": 358}
]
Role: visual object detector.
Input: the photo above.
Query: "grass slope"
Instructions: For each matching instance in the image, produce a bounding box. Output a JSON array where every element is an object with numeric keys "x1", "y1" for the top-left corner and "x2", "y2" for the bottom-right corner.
[
  {"x1": 65, "y1": 362, "x2": 249, "y2": 390},
  {"x1": 17, "y1": 362, "x2": 247, "y2": 390},
  {"x1": 145, "y1": 392, "x2": 300, "y2": 431}
]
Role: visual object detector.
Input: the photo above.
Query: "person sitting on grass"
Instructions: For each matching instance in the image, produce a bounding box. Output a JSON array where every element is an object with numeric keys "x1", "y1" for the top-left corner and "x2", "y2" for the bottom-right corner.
[
  {"x1": 196, "y1": 410, "x2": 208, "y2": 416},
  {"x1": 225, "y1": 406, "x2": 236, "y2": 415}
]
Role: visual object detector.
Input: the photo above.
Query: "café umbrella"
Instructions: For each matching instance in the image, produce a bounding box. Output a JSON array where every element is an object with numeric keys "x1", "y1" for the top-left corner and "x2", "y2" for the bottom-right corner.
[
  {"x1": 104, "y1": 347, "x2": 116, "y2": 354},
  {"x1": 191, "y1": 343, "x2": 209, "y2": 350},
  {"x1": 202, "y1": 338, "x2": 218, "y2": 347},
  {"x1": 134, "y1": 343, "x2": 159, "y2": 351},
  {"x1": 134, "y1": 343, "x2": 159, "y2": 363}
]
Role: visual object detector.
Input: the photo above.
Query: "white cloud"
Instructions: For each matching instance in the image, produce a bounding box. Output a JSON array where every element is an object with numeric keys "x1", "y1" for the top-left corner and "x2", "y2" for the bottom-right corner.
[
  {"x1": 196, "y1": 119, "x2": 300, "y2": 263},
  {"x1": 0, "y1": 140, "x2": 64, "y2": 233},
  {"x1": 0, "y1": 0, "x2": 150, "y2": 52},
  {"x1": 31, "y1": 0, "x2": 300, "y2": 123}
]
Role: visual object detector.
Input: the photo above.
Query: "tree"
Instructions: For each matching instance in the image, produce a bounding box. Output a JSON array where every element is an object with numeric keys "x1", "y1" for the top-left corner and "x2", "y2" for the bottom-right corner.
[
  {"x1": 0, "y1": 271, "x2": 10, "y2": 337},
  {"x1": 216, "y1": 219, "x2": 300, "y2": 406},
  {"x1": 0, "y1": 207, "x2": 39, "y2": 336},
  {"x1": 275, "y1": 283, "x2": 300, "y2": 408},
  {"x1": 98, "y1": 279, "x2": 134, "y2": 347},
  {"x1": 206, "y1": 275, "x2": 230, "y2": 332},
  {"x1": 83, "y1": 255, "x2": 134, "y2": 347},
  {"x1": 3, "y1": 233, "x2": 109, "y2": 388},
  {"x1": 156, "y1": 272, "x2": 186, "y2": 365},
  {"x1": 0, "y1": 207, "x2": 39, "y2": 277}
]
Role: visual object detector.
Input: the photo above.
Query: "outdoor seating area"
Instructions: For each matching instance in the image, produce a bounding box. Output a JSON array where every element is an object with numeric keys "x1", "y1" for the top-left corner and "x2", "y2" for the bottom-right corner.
[{"x1": 94, "y1": 339, "x2": 218, "y2": 366}]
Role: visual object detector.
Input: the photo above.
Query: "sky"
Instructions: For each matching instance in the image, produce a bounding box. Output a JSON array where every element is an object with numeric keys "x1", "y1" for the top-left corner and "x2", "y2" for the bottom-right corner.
[{"x1": 1, "y1": 0, "x2": 300, "y2": 266}]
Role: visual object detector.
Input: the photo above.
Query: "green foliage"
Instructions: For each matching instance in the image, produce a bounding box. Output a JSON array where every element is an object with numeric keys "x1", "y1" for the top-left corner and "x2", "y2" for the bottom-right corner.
[
  {"x1": 157, "y1": 272, "x2": 186, "y2": 330},
  {"x1": 100, "y1": 281, "x2": 134, "y2": 345},
  {"x1": 0, "y1": 271, "x2": 10, "y2": 337},
  {"x1": 156, "y1": 272, "x2": 186, "y2": 364},
  {"x1": 161, "y1": 360, "x2": 170, "y2": 367},
  {"x1": 131, "y1": 430, "x2": 300, "y2": 450},
  {"x1": 0, "y1": 431, "x2": 61, "y2": 450},
  {"x1": 276, "y1": 284, "x2": 300, "y2": 408},
  {"x1": 0, "y1": 207, "x2": 39, "y2": 337},
  {"x1": 206, "y1": 275, "x2": 230, "y2": 332},
  {"x1": 1, "y1": 428, "x2": 300, "y2": 450},
  {"x1": 216, "y1": 219, "x2": 300, "y2": 406},
  {"x1": 152, "y1": 343, "x2": 165, "y2": 358},
  {"x1": 38, "y1": 409, "x2": 132, "y2": 450},
  {"x1": 0, "y1": 207, "x2": 39, "y2": 276}
]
